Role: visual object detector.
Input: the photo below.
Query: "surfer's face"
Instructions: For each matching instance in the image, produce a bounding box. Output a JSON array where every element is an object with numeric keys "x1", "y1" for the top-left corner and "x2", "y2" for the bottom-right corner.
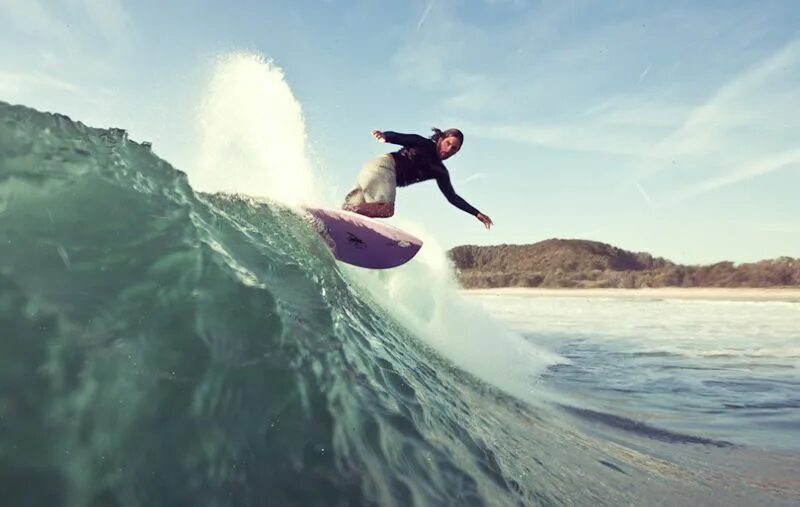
[{"x1": 438, "y1": 136, "x2": 462, "y2": 160}]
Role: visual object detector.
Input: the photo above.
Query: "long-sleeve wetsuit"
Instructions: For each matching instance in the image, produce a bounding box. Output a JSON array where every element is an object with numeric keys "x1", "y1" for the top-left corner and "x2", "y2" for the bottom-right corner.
[{"x1": 382, "y1": 131, "x2": 481, "y2": 217}]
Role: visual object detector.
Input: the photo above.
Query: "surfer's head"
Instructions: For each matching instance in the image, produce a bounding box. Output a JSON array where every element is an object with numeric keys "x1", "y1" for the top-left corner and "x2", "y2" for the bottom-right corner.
[{"x1": 431, "y1": 127, "x2": 463, "y2": 160}]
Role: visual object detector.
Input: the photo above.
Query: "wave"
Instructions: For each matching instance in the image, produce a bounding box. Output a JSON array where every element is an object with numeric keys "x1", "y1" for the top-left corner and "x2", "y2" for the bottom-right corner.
[
  {"x1": 0, "y1": 98, "x2": 578, "y2": 506},
  {"x1": 2, "y1": 53, "x2": 796, "y2": 506}
]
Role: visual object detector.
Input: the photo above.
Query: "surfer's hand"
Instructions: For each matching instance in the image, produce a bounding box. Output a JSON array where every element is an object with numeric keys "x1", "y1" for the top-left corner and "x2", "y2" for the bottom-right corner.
[
  {"x1": 371, "y1": 130, "x2": 386, "y2": 142},
  {"x1": 477, "y1": 213, "x2": 493, "y2": 229}
]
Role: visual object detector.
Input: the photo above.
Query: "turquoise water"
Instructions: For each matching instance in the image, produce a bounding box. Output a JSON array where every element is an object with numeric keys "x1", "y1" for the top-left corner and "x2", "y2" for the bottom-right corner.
[{"x1": 2, "y1": 101, "x2": 799, "y2": 506}]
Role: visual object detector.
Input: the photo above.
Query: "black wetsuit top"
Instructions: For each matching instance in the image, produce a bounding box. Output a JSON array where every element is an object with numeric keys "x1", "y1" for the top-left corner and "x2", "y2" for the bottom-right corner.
[{"x1": 382, "y1": 131, "x2": 481, "y2": 216}]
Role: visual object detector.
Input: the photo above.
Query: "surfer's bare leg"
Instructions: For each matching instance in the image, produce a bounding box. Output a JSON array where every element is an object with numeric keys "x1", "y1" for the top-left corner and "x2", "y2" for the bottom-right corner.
[{"x1": 343, "y1": 202, "x2": 394, "y2": 218}]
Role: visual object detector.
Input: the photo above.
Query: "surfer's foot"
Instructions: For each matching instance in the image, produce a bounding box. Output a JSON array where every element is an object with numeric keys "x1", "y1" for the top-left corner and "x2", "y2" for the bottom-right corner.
[{"x1": 344, "y1": 202, "x2": 394, "y2": 218}]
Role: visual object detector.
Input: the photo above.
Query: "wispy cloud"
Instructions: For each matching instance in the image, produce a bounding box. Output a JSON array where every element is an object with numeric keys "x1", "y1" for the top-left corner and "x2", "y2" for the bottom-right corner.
[
  {"x1": 458, "y1": 115, "x2": 661, "y2": 158},
  {"x1": 640, "y1": 38, "x2": 800, "y2": 171},
  {"x1": 393, "y1": 17, "x2": 488, "y2": 90},
  {"x1": 672, "y1": 149, "x2": 800, "y2": 201},
  {"x1": 635, "y1": 181, "x2": 652, "y2": 204},
  {"x1": 628, "y1": 36, "x2": 800, "y2": 202},
  {"x1": 393, "y1": 0, "x2": 799, "y2": 186},
  {"x1": 0, "y1": 69, "x2": 118, "y2": 112},
  {"x1": 0, "y1": 0, "x2": 135, "y2": 108},
  {"x1": 393, "y1": 4, "x2": 698, "y2": 156},
  {"x1": 415, "y1": 1, "x2": 434, "y2": 32},
  {"x1": 392, "y1": 0, "x2": 513, "y2": 108},
  {"x1": 461, "y1": 173, "x2": 489, "y2": 184},
  {"x1": 636, "y1": 64, "x2": 651, "y2": 84},
  {"x1": 453, "y1": 24, "x2": 800, "y2": 204},
  {"x1": 0, "y1": 70, "x2": 81, "y2": 95},
  {"x1": 0, "y1": 0, "x2": 133, "y2": 49},
  {"x1": 73, "y1": 0, "x2": 132, "y2": 42},
  {"x1": 0, "y1": 0, "x2": 75, "y2": 47}
]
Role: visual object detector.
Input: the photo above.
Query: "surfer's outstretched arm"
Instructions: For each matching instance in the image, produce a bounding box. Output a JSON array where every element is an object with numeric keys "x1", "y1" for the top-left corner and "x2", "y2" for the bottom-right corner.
[
  {"x1": 435, "y1": 174, "x2": 493, "y2": 229},
  {"x1": 372, "y1": 130, "x2": 431, "y2": 147}
]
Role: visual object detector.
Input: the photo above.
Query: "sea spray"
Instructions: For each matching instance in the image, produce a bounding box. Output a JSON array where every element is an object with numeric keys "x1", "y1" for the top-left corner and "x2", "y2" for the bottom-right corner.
[
  {"x1": 343, "y1": 219, "x2": 566, "y2": 402},
  {"x1": 192, "y1": 52, "x2": 318, "y2": 206},
  {"x1": 187, "y1": 51, "x2": 566, "y2": 400}
]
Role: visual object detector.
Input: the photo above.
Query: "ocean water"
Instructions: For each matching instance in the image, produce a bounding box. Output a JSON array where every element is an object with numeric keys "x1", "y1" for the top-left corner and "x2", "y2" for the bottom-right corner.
[
  {"x1": 1, "y1": 54, "x2": 799, "y2": 506},
  {"x1": 469, "y1": 294, "x2": 800, "y2": 444}
]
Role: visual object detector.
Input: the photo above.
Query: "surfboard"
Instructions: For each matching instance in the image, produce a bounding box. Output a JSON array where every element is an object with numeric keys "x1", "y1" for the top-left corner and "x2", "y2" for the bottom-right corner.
[{"x1": 305, "y1": 207, "x2": 422, "y2": 269}]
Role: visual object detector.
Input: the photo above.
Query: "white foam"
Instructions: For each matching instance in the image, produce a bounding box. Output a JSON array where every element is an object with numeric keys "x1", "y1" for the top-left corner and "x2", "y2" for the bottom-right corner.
[
  {"x1": 189, "y1": 52, "x2": 319, "y2": 206},
  {"x1": 471, "y1": 295, "x2": 800, "y2": 364},
  {"x1": 185, "y1": 51, "x2": 565, "y2": 402},
  {"x1": 345, "y1": 220, "x2": 566, "y2": 402}
]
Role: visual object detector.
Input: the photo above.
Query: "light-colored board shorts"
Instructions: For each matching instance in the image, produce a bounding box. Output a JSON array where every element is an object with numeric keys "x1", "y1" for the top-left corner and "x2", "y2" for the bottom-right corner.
[{"x1": 344, "y1": 154, "x2": 397, "y2": 206}]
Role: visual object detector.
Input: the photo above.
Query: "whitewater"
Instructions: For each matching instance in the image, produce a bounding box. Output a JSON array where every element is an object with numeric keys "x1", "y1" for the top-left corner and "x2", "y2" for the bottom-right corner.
[{"x1": 1, "y1": 53, "x2": 798, "y2": 506}]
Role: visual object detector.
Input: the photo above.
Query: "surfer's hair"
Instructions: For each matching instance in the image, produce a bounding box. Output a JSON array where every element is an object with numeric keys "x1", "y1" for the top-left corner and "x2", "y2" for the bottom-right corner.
[{"x1": 431, "y1": 127, "x2": 464, "y2": 145}]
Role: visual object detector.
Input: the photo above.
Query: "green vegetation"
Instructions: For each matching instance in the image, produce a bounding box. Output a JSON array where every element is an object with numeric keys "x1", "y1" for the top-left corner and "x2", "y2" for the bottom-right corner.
[{"x1": 448, "y1": 239, "x2": 800, "y2": 289}]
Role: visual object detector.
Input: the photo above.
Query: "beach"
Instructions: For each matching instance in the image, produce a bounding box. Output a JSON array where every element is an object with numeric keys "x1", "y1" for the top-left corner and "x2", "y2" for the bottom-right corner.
[{"x1": 463, "y1": 286, "x2": 800, "y2": 301}]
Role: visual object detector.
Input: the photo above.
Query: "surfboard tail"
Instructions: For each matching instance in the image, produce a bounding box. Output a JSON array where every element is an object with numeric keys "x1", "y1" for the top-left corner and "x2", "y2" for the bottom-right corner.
[{"x1": 304, "y1": 207, "x2": 422, "y2": 269}]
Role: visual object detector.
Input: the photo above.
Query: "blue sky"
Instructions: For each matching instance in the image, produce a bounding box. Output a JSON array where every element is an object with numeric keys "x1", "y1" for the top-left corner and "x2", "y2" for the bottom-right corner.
[{"x1": 1, "y1": 0, "x2": 798, "y2": 264}]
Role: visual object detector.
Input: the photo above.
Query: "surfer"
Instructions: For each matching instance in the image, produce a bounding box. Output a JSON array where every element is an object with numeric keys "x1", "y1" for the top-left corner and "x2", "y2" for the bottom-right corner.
[{"x1": 343, "y1": 128, "x2": 494, "y2": 229}]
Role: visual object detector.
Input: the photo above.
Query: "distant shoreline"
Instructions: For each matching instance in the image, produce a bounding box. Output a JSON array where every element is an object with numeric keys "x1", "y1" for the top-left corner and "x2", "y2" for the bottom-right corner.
[
  {"x1": 462, "y1": 287, "x2": 800, "y2": 302},
  {"x1": 448, "y1": 240, "x2": 799, "y2": 290}
]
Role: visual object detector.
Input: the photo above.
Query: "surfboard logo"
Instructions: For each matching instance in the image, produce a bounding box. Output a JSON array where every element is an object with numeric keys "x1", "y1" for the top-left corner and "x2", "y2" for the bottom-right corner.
[
  {"x1": 396, "y1": 241, "x2": 412, "y2": 248},
  {"x1": 346, "y1": 232, "x2": 366, "y2": 249}
]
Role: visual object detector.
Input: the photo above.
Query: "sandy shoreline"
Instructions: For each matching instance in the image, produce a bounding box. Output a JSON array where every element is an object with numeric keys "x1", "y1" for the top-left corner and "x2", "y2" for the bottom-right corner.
[{"x1": 462, "y1": 287, "x2": 800, "y2": 301}]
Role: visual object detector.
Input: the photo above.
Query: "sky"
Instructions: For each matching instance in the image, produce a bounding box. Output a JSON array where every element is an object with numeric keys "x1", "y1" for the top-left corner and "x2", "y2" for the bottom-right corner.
[{"x1": 1, "y1": 0, "x2": 798, "y2": 264}]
